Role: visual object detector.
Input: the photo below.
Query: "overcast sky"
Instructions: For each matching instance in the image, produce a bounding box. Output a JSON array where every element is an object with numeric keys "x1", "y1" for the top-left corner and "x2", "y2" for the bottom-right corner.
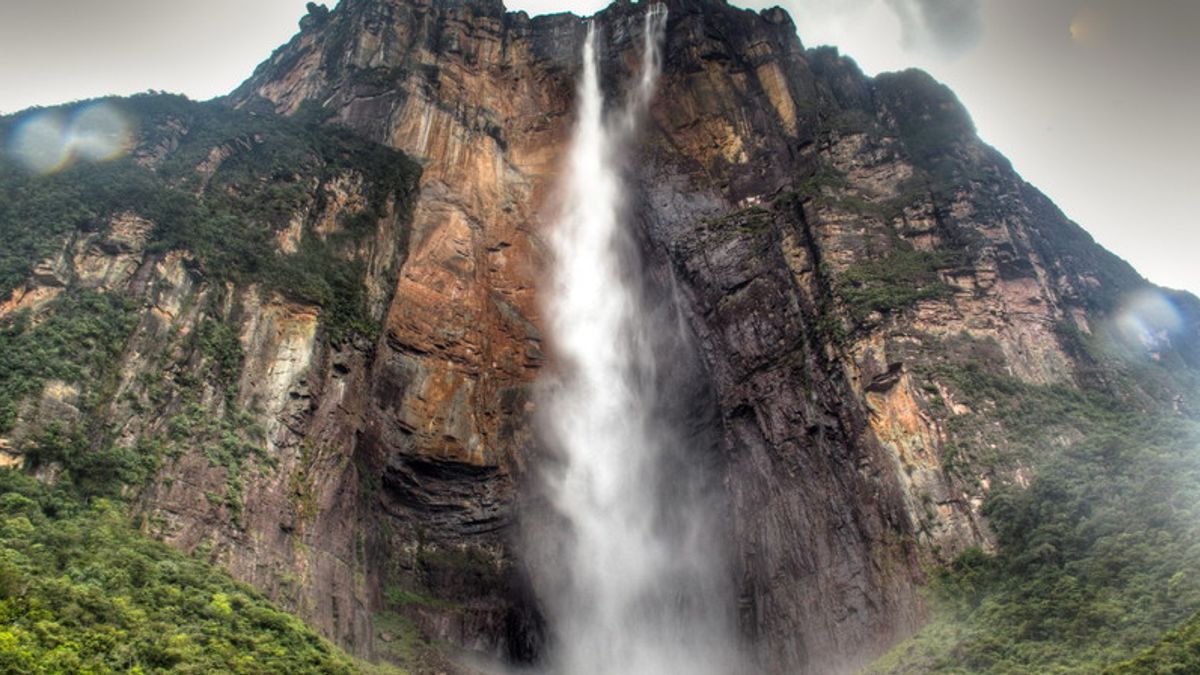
[{"x1": 1, "y1": 0, "x2": 1196, "y2": 294}]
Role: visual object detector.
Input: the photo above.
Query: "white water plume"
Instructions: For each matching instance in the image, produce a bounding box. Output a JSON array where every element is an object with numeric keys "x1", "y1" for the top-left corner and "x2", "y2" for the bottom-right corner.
[{"x1": 535, "y1": 6, "x2": 741, "y2": 675}]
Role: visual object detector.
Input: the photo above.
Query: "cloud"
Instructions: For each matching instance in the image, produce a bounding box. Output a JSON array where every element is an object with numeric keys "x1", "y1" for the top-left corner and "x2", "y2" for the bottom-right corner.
[
  {"x1": 748, "y1": 0, "x2": 982, "y2": 62},
  {"x1": 885, "y1": 0, "x2": 983, "y2": 57}
]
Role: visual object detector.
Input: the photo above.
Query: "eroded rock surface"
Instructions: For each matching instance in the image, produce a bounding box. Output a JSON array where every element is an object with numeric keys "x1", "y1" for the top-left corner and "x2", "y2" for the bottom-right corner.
[
  {"x1": 5, "y1": 1, "x2": 1197, "y2": 674},
  {"x1": 221, "y1": 0, "x2": 1200, "y2": 672}
]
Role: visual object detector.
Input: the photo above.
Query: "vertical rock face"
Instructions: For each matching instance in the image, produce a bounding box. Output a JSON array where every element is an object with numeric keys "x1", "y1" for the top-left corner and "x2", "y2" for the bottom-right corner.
[
  {"x1": 4, "y1": 1, "x2": 1192, "y2": 674},
  {"x1": 224, "y1": 0, "x2": 1200, "y2": 672},
  {"x1": 0, "y1": 97, "x2": 424, "y2": 657}
]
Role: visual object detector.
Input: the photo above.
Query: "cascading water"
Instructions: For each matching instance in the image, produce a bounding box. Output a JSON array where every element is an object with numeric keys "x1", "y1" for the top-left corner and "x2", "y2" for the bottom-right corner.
[{"x1": 535, "y1": 5, "x2": 740, "y2": 674}]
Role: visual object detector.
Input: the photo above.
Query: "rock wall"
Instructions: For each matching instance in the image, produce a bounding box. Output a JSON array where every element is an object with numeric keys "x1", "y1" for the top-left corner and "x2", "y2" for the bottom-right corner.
[
  {"x1": 0, "y1": 99, "x2": 424, "y2": 657},
  {"x1": 223, "y1": 0, "x2": 1200, "y2": 672},
  {"x1": 6, "y1": 1, "x2": 1195, "y2": 674}
]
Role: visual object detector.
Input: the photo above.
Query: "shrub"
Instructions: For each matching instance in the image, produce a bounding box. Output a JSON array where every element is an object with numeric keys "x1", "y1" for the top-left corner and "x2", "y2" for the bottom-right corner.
[
  {"x1": 870, "y1": 365, "x2": 1200, "y2": 673},
  {"x1": 0, "y1": 470, "x2": 371, "y2": 673},
  {"x1": 838, "y1": 249, "x2": 958, "y2": 321}
]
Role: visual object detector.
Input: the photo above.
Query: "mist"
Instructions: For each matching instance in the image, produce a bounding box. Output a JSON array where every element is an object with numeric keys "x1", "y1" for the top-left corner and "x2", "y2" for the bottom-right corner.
[{"x1": 526, "y1": 5, "x2": 743, "y2": 674}]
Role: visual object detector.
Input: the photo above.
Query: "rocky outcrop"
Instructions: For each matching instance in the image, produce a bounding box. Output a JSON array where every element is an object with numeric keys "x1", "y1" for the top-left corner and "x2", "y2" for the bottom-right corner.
[
  {"x1": 221, "y1": 0, "x2": 1200, "y2": 672},
  {"x1": 5, "y1": 1, "x2": 1197, "y2": 674},
  {"x1": 0, "y1": 97, "x2": 422, "y2": 657}
]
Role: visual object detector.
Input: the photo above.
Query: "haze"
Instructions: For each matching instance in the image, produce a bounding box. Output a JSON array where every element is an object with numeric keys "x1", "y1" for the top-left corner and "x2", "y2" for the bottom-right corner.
[{"x1": 1, "y1": 0, "x2": 1196, "y2": 294}]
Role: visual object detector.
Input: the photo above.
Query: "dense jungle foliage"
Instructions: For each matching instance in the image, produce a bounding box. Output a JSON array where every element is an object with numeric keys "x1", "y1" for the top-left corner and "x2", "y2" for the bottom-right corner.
[
  {"x1": 0, "y1": 469, "x2": 387, "y2": 674},
  {"x1": 0, "y1": 94, "x2": 417, "y2": 673},
  {"x1": 869, "y1": 341, "x2": 1200, "y2": 674},
  {"x1": 0, "y1": 93, "x2": 418, "y2": 340}
]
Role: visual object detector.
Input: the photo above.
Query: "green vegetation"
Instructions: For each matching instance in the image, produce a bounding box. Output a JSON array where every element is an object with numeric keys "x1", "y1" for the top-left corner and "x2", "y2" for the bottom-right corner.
[
  {"x1": 196, "y1": 317, "x2": 244, "y2": 397},
  {"x1": 288, "y1": 442, "x2": 322, "y2": 527},
  {"x1": 0, "y1": 287, "x2": 263, "y2": 514},
  {"x1": 824, "y1": 108, "x2": 881, "y2": 137},
  {"x1": 791, "y1": 165, "x2": 933, "y2": 229},
  {"x1": 371, "y1": 611, "x2": 438, "y2": 673},
  {"x1": 1106, "y1": 612, "x2": 1200, "y2": 674},
  {"x1": 1050, "y1": 317, "x2": 1200, "y2": 443},
  {"x1": 305, "y1": 2, "x2": 331, "y2": 25},
  {"x1": 24, "y1": 424, "x2": 160, "y2": 503},
  {"x1": 792, "y1": 165, "x2": 908, "y2": 223},
  {"x1": 0, "y1": 287, "x2": 398, "y2": 671},
  {"x1": 347, "y1": 66, "x2": 410, "y2": 91},
  {"x1": 0, "y1": 93, "x2": 419, "y2": 342},
  {"x1": 837, "y1": 249, "x2": 957, "y2": 321},
  {"x1": 0, "y1": 290, "x2": 138, "y2": 434},
  {"x1": 415, "y1": 546, "x2": 500, "y2": 602},
  {"x1": 0, "y1": 284, "x2": 391, "y2": 674},
  {"x1": 700, "y1": 204, "x2": 774, "y2": 239},
  {"x1": 165, "y1": 402, "x2": 271, "y2": 523},
  {"x1": 0, "y1": 94, "x2": 422, "y2": 672},
  {"x1": 370, "y1": 547, "x2": 497, "y2": 674},
  {"x1": 871, "y1": 357, "x2": 1200, "y2": 673},
  {"x1": 793, "y1": 164, "x2": 851, "y2": 196},
  {"x1": 0, "y1": 469, "x2": 403, "y2": 673},
  {"x1": 384, "y1": 587, "x2": 457, "y2": 611},
  {"x1": 929, "y1": 359, "x2": 1128, "y2": 474},
  {"x1": 872, "y1": 69, "x2": 975, "y2": 168}
]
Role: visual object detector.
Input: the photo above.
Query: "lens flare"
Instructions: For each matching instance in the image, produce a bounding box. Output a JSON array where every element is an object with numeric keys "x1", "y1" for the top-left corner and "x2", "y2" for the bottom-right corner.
[
  {"x1": 1112, "y1": 289, "x2": 1183, "y2": 354},
  {"x1": 1070, "y1": 6, "x2": 1111, "y2": 46},
  {"x1": 6, "y1": 102, "x2": 132, "y2": 174},
  {"x1": 10, "y1": 111, "x2": 71, "y2": 174},
  {"x1": 69, "y1": 102, "x2": 133, "y2": 162}
]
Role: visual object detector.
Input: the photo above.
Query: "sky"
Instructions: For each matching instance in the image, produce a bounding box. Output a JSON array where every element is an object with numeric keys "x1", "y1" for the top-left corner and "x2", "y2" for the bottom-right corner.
[{"x1": 1, "y1": 0, "x2": 1197, "y2": 294}]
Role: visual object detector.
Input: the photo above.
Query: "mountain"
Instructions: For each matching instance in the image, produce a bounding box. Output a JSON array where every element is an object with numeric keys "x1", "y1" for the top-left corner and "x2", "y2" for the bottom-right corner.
[
  {"x1": 0, "y1": 94, "x2": 417, "y2": 672},
  {"x1": 1, "y1": 0, "x2": 1198, "y2": 673}
]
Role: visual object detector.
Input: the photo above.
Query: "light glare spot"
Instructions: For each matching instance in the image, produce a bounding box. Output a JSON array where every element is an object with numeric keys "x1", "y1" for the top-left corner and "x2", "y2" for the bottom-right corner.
[
  {"x1": 1070, "y1": 6, "x2": 1110, "y2": 46},
  {"x1": 6, "y1": 102, "x2": 132, "y2": 174},
  {"x1": 1112, "y1": 289, "x2": 1183, "y2": 354},
  {"x1": 69, "y1": 103, "x2": 132, "y2": 162},
  {"x1": 10, "y1": 111, "x2": 71, "y2": 174}
]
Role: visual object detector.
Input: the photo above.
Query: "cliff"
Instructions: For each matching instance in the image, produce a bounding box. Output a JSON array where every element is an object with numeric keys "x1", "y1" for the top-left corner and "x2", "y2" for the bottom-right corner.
[
  {"x1": 0, "y1": 93, "x2": 427, "y2": 660},
  {"x1": 227, "y1": 0, "x2": 1200, "y2": 670},
  {"x1": 2, "y1": 0, "x2": 1198, "y2": 673}
]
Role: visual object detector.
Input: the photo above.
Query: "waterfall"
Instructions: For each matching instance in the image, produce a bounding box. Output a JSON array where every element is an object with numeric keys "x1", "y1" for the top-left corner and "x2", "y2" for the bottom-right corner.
[{"x1": 535, "y1": 5, "x2": 740, "y2": 674}]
